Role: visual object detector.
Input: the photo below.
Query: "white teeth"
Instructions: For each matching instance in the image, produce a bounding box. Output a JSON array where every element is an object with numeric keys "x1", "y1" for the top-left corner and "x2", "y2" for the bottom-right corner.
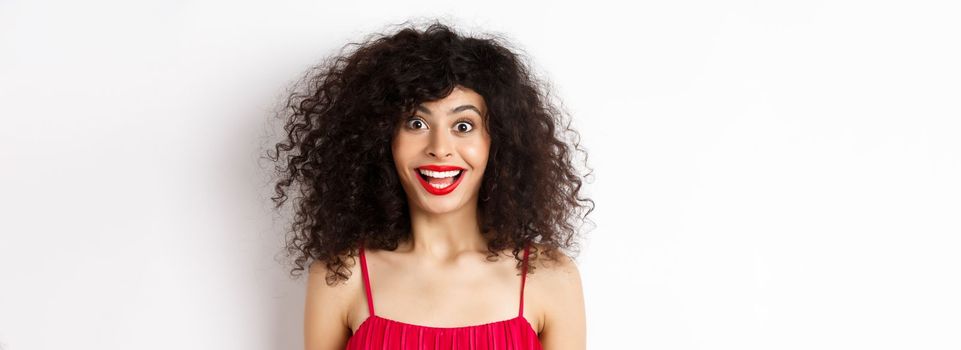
[{"x1": 418, "y1": 169, "x2": 462, "y2": 178}]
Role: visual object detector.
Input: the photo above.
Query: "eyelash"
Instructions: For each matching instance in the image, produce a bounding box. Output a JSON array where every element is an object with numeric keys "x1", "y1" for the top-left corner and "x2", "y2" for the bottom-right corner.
[{"x1": 405, "y1": 116, "x2": 475, "y2": 133}]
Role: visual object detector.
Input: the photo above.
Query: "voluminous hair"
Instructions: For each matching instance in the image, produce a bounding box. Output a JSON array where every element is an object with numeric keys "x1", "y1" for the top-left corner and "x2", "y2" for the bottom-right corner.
[{"x1": 265, "y1": 20, "x2": 594, "y2": 285}]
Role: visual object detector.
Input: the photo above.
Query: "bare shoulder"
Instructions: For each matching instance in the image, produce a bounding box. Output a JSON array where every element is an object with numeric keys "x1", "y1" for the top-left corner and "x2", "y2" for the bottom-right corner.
[
  {"x1": 306, "y1": 253, "x2": 362, "y2": 301},
  {"x1": 526, "y1": 243, "x2": 586, "y2": 349},
  {"x1": 304, "y1": 251, "x2": 362, "y2": 350},
  {"x1": 527, "y1": 243, "x2": 579, "y2": 274}
]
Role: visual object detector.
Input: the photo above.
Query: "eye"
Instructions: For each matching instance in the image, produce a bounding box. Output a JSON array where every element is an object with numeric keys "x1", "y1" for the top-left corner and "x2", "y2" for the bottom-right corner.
[
  {"x1": 405, "y1": 117, "x2": 475, "y2": 133},
  {"x1": 405, "y1": 116, "x2": 427, "y2": 130},
  {"x1": 455, "y1": 121, "x2": 474, "y2": 133}
]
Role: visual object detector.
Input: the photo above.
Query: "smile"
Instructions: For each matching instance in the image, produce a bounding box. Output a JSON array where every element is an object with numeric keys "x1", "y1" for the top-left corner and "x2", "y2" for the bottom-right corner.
[{"x1": 414, "y1": 165, "x2": 466, "y2": 195}]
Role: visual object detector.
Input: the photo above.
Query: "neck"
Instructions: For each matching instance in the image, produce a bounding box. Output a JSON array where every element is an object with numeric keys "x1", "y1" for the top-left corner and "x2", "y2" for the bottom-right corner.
[{"x1": 403, "y1": 200, "x2": 488, "y2": 262}]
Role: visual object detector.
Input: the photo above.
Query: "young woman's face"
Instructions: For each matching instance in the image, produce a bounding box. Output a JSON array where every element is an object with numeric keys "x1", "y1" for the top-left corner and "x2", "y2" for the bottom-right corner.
[{"x1": 391, "y1": 85, "x2": 491, "y2": 214}]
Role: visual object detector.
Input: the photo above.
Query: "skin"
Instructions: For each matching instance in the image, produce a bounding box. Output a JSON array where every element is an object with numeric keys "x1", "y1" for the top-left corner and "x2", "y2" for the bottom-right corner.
[{"x1": 304, "y1": 85, "x2": 586, "y2": 349}]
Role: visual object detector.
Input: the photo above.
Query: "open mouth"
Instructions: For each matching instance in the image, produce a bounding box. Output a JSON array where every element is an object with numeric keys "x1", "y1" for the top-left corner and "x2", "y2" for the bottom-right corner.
[
  {"x1": 415, "y1": 167, "x2": 466, "y2": 195},
  {"x1": 417, "y1": 169, "x2": 463, "y2": 183}
]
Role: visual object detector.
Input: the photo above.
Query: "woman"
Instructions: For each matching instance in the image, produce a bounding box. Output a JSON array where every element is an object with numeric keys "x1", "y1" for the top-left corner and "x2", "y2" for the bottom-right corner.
[{"x1": 267, "y1": 20, "x2": 594, "y2": 349}]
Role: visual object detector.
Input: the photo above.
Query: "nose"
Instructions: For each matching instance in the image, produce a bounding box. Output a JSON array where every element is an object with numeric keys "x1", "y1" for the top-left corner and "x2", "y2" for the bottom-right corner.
[{"x1": 426, "y1": 128, "x2": 453, "y2": 159}]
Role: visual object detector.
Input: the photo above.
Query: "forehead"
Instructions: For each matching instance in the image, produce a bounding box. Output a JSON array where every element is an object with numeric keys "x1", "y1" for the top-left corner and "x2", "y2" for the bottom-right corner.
[{"x1": 417, "y1": 86, "x2": 487, "y2": 115}]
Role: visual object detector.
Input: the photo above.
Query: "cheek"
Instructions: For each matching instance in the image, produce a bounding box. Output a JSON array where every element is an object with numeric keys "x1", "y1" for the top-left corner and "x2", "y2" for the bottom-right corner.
[
  {"x1": 391, "y1": 137, "x2": 413, "y2": 169},
  {"x1": 460, "y1": 141, "x2": 491, "y2": 169},
  {"x1": 391, "y1": 134, "x2": 413, "y2": 156}
]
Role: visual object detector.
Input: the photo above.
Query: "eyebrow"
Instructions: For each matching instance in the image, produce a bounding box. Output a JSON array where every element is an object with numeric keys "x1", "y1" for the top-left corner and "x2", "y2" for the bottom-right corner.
[{"x1": 416, "y1": 104, "x2": 483, "y2": 117}]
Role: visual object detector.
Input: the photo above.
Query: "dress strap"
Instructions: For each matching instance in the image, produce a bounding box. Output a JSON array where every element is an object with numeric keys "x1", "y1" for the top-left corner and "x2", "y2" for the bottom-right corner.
[
  {"x1": 359, "y1": 244, "x2": 375, "y2": 316},
  {"x1": 518, "y1": 243, "x2": 531, "y2": 318}
]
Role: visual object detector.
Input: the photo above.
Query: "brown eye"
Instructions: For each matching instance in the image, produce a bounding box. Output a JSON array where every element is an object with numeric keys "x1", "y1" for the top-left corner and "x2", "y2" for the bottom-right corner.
[
  {"x1": 455, "y1": 121, "x2": 473, "y2": 133},
  {"x1": 406, "y1": 117, "x2": 426, "y2": 130}
]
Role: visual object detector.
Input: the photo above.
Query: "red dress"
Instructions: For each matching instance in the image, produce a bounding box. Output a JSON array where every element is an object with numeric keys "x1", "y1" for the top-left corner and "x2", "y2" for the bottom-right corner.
[{"x1": 344, "y1": 244, "x2": 543, "y2": 349}]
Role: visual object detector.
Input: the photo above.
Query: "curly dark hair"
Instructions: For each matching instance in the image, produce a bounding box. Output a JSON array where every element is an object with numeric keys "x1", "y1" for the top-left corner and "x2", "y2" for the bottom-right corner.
[{"x1": 264, "y1": 20, "x2": 594, "y2": 285}]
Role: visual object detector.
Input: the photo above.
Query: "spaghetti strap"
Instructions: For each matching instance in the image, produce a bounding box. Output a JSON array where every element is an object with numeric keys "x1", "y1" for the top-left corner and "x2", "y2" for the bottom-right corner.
[
  {"x1": 359, "y1": 244, "x2": 375, "y2": 316},
  {"x1": 518, "y1": 244, "x2": 531, "y2": 318},
  {"x1": 344, "y1": 242, "x2": 542, "y2": 349}
]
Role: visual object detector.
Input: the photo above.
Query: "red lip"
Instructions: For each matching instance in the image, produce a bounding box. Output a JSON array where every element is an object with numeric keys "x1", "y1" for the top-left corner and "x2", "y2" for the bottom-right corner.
[
  {"x1": 417, "y1": 165, "x2": 466, "y2": 171},
  {"x1": 413, "y1": 165, "x2": 466, "y2": 195}
]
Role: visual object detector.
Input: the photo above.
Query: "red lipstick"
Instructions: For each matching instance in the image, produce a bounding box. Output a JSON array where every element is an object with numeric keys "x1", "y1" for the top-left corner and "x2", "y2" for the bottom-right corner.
[
  {"x1": 417, "y1": 165, "x2": 465, "y2": 172},
  {"x1": 414, "y1": 165, "x2": 466, "y2": 195}
]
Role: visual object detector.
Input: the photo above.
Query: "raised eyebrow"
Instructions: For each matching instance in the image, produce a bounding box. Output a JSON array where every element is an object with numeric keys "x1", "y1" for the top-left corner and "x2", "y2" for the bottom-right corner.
[
  {"x1": 451, "y1": 104, "x2": 483, "y2": 116},
  {"x1": 415, "y1": 104, "x2": 483, "y2": 117}
]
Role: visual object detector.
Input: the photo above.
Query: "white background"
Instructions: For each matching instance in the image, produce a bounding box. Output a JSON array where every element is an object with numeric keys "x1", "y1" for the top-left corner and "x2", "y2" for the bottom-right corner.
[{"x1": 2, "y1": 1, "x2": 960, "y2": 349}]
